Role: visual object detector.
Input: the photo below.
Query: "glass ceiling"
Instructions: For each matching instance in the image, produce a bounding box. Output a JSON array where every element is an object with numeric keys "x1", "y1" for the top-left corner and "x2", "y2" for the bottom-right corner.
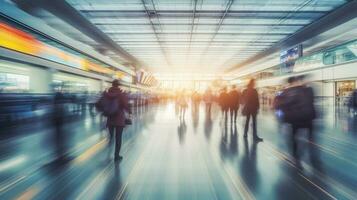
[{"x1": 65, "y1": 0, "x2": 349, "y2": 74}]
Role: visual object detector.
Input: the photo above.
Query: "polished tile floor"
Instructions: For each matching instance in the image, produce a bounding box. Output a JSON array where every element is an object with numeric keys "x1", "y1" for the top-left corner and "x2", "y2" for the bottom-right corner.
[{"x1": 0, "y1": 102, "x2": 356, "y2": 200}]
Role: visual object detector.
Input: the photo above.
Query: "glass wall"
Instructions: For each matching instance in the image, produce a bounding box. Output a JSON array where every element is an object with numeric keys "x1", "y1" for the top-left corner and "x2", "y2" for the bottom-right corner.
[
  {"x1": 53, "y1": 72, "x2": 101, "y2": 93},
  {"x1": 236, "y1": 39, "x2": 357, "y2": 82},
  {"x1": 0, "y1": 72, "x2": 29, "y2": 92}
]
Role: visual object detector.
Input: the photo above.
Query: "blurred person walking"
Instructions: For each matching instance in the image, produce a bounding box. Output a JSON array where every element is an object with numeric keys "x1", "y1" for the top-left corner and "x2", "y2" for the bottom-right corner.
[
  {"x1": 192, "y1": 91, "x2": 201, "y2": 113},
  {"x1": 228, "y1": 85, "x2": 241, "y2": 122},
  {"x1": 52, "y1": 89, "x2": 69, "y2": 162},
  {"x1": 348, "y1": 89, "x2": 357, "y2": 114},
  {"x1": 192, "y1": 91, "x2": 200, "y2": 106},
  {"x1": 279, "y1": 76, "x2": 316, "y2": 159},
  {"x1": 177, "y1": 90, "x2": 188, "y2": 119},
  {"x1": 219, "y1": 87, "x2": 229, "y2": 121},
  {"x1": 242, "y1": 79, "x2": 263, "y2": 142},
  {"x1": 97, "y1": 80, "x2": 131, "y2": 162},
  {"x1": 203, "y1": 88, "x2": 214, "y2": 114},
  {"x1": 88, "y1": 92, "x2": 100, "y2": 116}
]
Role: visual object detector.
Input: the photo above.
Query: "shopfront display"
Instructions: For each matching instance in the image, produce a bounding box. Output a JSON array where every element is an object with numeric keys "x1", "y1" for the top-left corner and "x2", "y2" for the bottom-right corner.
[
  {"x1": 335, "y1": 80, "x2": 355, "y2": 105},
  {"x1": 0, "y1": 72, "x2": 29, "y2": 92}
]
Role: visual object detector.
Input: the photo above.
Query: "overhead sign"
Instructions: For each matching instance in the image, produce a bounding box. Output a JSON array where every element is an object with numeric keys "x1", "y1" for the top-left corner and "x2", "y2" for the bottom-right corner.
[
  {"x1": 280, "y1": 44, "x2": 303, "y2": 72},
  {"x1": 280, "y1": 45, "x2": 303, "y2": 63}
]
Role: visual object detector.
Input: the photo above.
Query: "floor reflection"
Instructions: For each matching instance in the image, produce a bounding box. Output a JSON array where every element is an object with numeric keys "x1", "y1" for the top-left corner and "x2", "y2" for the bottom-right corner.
[
  {"x1": 177, "y1": 118, "x2": 187, "y2": 145},
  {"x1": 240, "y1": 139, "x2": 261, "y2": 194},
  {"x1": 101, "y1": 163, "x2": 124, "y2": 200},
  {"x1": 219, "y1": 121, "x2": 229, "y2": 160},
  {"x1": 307, "y1": 141, "x2": 324, "y2": 173},
  {"x1": 204, "y1": 110, "x2": 213, "y2": 141},
  {"x1": 1, "y1": 102, "x2": 357, "y2": 200},
  {"x1": 191, "y1": 102, "x2": 200, "y2": 133},
  {"x1": 229, "y1": 123, "x2": 238, "y2": 157}
]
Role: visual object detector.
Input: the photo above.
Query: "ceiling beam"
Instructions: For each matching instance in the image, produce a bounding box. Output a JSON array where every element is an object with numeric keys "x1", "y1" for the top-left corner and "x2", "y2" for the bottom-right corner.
[
  {"x1": 13, "y1": 0, "x2": 141, "y2": 68},
  {"x1": 115, "y1": 41, "x2": 275, "y2": 43},
  {"x1": 140, "y1": 0, "x2": 171, "y2": 66},
  {"x1": 80, "y1": 15, "x2": 319, "y2": 20},
  {"x1": 188, "y1": 0, "x2": 199, "y2": 49},
  {"x1": 94, "y1": 23, "x2": 305, "y2": 27},
  {"x1": 79, "y1": 10, "x2": 328, "y2": 14},
  {"x1": 105, "y1": 32, "x2": 289, "y2": 35}
]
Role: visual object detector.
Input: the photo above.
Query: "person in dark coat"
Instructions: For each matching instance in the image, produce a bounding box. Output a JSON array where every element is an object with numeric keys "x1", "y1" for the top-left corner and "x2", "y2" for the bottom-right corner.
[
  {"x1": 53, "y1": 90, "x2": 68, "y2": 162},
  {"x1": 106, "y1": 80, "x2": 131, "y2": 161},
  {"x1": 219, "y1": 87, "x2": 229, "y2": 120},
  {"x1": 279, "y1": 75, "x2": 316, "y2": 158},
  {"x1": 228, "y1": 85, "x2": 241, "y2": 122},
  {"x1": 203, "y1": 88, "x2": 214, "y2": 114},
  {"x1": 242, "y1": 79, "x2": 263, "y2": 141},
  {"x1": 349, "y1": 89, "x2": 357, "y2": 114}
]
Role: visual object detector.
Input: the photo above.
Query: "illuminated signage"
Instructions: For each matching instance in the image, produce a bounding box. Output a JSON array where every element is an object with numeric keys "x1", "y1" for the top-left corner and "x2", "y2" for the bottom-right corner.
[
  {"x1": 0, "y1": 22, "x2": 114, "y2": 75},
  {"x1": 280, "y1": 44, "x2": 303, "y2": 72},
  {"x1": 280, "y1": 45, "x2": 302, "y2": 63}
]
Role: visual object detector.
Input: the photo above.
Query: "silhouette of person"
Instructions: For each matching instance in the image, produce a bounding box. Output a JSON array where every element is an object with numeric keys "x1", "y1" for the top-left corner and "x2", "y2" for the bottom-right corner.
[
  {"x1": 192, "y1": 91, "x2": 200, "y2": 111},
  {"x1": 177, "y1": 90, "x2": 188, "y2": 119},
  {"x1": 242, "y1": 79, "x2": 263, "y2": 142},
  {"x1": 228, "y1": 85, "x2": 241, "y2": 122},
  {"x1": 279, "y1": 76, "x2": 316, "y2": 159},
  {"x1": 106, "y1": 80, "x2": 132, "y2": 162},
  {"x1": 52, "y1": 90, "x2": 69, "y2": 162},
  {"x1": 219, "y1": 87, "x2": 229, "y2": 121},
  {"x1": 348, "y1": 89, "x2": 357, "y2": 114},
  {"x1": 203, "y1": 88, "x2": 214, "y2": 114}
]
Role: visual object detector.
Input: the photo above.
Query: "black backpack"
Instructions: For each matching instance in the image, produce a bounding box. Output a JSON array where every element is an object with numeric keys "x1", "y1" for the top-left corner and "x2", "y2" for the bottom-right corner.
[{"x1": 96, "y1": 92, "x2": 119, "y2": 117}]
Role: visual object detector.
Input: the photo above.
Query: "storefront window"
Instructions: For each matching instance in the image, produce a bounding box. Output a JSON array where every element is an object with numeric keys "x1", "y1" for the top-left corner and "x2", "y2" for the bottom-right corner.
[
  {"x1": 0, "y1": 72, "x2": 29, "y2": 92},
  {"x1": 335, "y1": 81, "x2": 355, "y2": 106}
]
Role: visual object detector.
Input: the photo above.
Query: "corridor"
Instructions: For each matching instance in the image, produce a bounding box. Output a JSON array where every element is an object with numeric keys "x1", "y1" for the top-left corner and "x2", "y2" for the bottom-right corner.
[{"x1": 0, "y1": 103, "x2": 356, "y2": 200}]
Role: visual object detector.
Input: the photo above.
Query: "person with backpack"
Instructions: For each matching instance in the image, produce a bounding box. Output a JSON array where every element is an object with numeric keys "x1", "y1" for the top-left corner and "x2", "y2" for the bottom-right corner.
[
  {"x1": 97, "y1": 79, "x2": 131, "y2": 162},
  {"x1": 241, "y1": 79, "x2": 263, "y2": 142},
  {"x1": 279, "y1": 75, "x2": 316, "y2": 159}
]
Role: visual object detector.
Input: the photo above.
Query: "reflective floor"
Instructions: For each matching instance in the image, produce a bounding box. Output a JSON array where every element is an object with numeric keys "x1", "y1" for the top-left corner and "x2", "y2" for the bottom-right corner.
[{"x1": 0, "y1": 102, "x2": 357, "y2": 200}]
